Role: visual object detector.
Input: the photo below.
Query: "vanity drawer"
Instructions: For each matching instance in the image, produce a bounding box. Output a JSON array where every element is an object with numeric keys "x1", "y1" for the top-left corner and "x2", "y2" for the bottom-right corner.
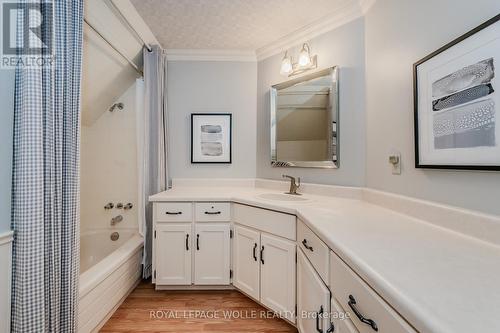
[
  {"x1": 297, "y1": 220, "x2": 329, "y2": 284},
  {"x1": 330, "y1": 252, "x2": 416, "y2": 333},
  {"x1": 331, "y1": 296, "x2": 359, "y2": 333},
  {"x1": 155, "y1": 202, "x2": 193, "y2": 222},
  {"x1": 195, "y1": 202, "x2": 231, "y2": 222},
  {"x1": 232, "y1": 203, "x2": 296, "y2": 240}
]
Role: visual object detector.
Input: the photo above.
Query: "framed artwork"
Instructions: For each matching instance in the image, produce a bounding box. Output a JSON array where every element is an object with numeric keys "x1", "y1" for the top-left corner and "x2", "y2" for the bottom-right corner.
[
  {"x1": 414, "y1": 14, "x2": 500, "y2": 170},
  {"x1": 191, "y1": 113, "x2": 232, "y2": 164}
]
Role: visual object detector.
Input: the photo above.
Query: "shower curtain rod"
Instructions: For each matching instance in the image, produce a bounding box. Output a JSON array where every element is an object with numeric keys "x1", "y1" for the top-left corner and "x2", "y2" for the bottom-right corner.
[
  {"x1": 106, "y1": 0, "x2": 153, "y2": 52},
  {"x1": 84, "y1": 18, "x2": 144, "y2": 76}
]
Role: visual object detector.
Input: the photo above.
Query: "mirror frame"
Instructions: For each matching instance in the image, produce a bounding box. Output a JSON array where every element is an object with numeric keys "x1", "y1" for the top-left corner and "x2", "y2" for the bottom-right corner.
[{"x1": 270, "y1": 66, "x2": 339, "y2": 169}]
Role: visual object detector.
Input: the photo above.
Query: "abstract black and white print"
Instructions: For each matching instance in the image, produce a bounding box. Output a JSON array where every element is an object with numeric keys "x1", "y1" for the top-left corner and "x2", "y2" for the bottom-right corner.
[
  {"x1": 191, "y1": 114, "x2": 232, "y2": 163},
  {"x1": 432, "y1": 58, "x2": 496, "y2": 149},
  {"x1": 200, "y1": 125, "x2": 223, "y2": 156}
]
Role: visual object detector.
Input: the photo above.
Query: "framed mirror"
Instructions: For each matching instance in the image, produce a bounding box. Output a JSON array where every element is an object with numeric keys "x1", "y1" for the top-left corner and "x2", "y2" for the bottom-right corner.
[{"x1": 271, "y1": 67, "x2": 339, "y2": 168}]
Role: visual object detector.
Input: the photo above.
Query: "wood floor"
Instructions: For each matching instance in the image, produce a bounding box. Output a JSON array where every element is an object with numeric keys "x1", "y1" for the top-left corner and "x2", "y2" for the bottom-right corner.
[{"x1": 100, "y1": 280, "x2": 298, "y2": 333}]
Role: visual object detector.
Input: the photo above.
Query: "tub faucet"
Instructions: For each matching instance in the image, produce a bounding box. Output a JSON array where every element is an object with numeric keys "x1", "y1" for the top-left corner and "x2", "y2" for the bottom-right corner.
[
  {"x1": 282, "y1": 174, "x2": 301, "y2": 195},
  {"x1": 111, "y1": 215, "x2": 123, "y2": 226}
]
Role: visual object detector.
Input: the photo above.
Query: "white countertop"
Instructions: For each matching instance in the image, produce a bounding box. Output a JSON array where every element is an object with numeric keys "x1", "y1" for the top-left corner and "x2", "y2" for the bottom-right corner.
[{"x1": 150, "y1": 185, "x2": 500, "y2": 333}]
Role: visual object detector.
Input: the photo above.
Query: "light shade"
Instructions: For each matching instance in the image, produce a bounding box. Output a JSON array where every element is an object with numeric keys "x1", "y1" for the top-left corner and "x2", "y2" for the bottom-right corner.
[
  {"x1": 298, "y1": 43, "x2": 311, "y2": 67},
  {"x1": 280, "y1": 52, "x2": 293, "y2": 75}
]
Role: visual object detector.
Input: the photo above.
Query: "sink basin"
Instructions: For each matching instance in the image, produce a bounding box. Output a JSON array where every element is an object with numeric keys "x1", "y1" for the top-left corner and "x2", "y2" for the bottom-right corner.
[{"x1": 257, "y1": 193, "x2": 311, "y2": 202}]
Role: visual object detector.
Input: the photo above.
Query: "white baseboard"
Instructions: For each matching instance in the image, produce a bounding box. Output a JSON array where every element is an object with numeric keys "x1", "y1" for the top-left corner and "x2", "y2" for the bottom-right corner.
[{"x1": 0, "y1": 231, "x2": 13, "y2": 333}]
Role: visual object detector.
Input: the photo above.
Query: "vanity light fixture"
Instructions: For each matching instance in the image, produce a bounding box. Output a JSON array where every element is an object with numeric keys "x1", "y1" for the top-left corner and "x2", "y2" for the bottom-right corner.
[
  {"x1": 298, "y1": 43, "x2": 312, "y2": 67},
  {"x1": 280, "y1": 51, "x2": 293, "y2": 76},
  {"x1": 280, "y1": 43, "x2": 317, "y2": 77}
]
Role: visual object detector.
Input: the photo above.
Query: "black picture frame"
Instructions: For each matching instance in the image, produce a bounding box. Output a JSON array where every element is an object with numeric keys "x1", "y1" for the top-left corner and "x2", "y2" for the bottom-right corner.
[
  {"x1": 413, "y1": 13, "x2": 500, "y2": 171},
  {"x1": 191, "y1": 113, "x2": 232, "y2": 164}
]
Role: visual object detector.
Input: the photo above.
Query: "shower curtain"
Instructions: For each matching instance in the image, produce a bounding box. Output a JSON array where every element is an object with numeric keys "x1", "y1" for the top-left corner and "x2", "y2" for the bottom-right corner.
[
  {"x1": 140, "y1": 45, "x2": 169, "y2": 278},
  {"x1": 10, "y1": 1, "x2": 84, "y2": 332}
]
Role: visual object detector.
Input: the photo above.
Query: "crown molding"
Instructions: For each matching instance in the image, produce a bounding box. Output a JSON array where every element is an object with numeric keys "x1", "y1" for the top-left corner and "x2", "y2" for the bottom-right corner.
[
  {"x1": 255, "y1": 0, "x2": 375, "y2": 61},
  {"x1": 165, "y1": 49, "x2": 256, "y2": 62},
  {"x1": 163, "y1": 0, "x2": 377, "y2": 63},
  {"x1": 359, "y1": 0, "x2": 377, "y2": 14}
]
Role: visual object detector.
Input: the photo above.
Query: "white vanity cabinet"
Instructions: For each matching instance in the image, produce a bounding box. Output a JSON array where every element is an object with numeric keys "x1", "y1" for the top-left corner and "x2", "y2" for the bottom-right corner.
[
  {"x1": 194, "y1": 223, "x2": 230, "y2": 285},
  {"x1": 153, "y1": 202, "x2": 231, "y2": 287},
  {"x1": 233, "y1": 225, "x2": 260, "y2": 299},
  {"x1": 297, "y1": 249, "x2": 331, "y2": 333},
  {"x1": 260, "y1": 232, "x2": 296, "y2": 321},
  {"x1": 330, "y1": 252, "x2": 416, "y2": 333},
  {"x1": 232, "y1": 203, "x2": 297, "y2": 323},
  {"x1": 155, "y1": 223, "x2": 192, "y2": 285},
  {"x1": 233, "y1": 224, "x2": 296, "y2": 323}
]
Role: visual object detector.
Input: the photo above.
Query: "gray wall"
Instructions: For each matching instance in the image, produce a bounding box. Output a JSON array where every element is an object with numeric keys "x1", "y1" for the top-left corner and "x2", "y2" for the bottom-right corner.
[
  {"x1": 0, "y1": 69, "x2": 14, "y2": 232},
  {"x1": 257, "y1": 18, "x2": 366, "y2": 186},
  {"x1": 365, "y1": 0, "x2": 500, "y2": 215},
  {"x1": 167, "y1": 61, "x2": 257, "y2": 178}
]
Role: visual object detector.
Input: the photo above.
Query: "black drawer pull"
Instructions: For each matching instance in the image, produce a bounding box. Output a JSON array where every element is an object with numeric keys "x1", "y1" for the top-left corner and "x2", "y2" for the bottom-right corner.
[
  {"x1": 316, "y1": 305, "x2": 323, "y2": 332},
  {"x1": 302, "y1": 239, "x2": 314, "y2": 251},
  {"x1": 260, "y1": 245, "x2": 265, "y2": 265},
  {"x1": 348, "y1": 295, "x2": 378, "y2": 331},
  {"x1": 204, "y1": 211, "x2": 221, "y2": 215},
  {"x1": 185, "y1": 234, "x2": 189, "y2": 251},
  {"x1": 166, "y1": 211, "x2": 182, "y2": 215},
  {"x1": 253, "y1": 243, "x2": 257, "y2": 261},
  {"x1": 327, "y1": 322, "x2": 335, "y2": 333},
  {"x1": 196, "y1": 234, "x2": 200, "y2": 251}
]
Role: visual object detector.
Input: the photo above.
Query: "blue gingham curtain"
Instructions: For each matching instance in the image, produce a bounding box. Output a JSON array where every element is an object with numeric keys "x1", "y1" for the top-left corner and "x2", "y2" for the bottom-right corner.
[{"x1": 11, "y1": 1, "x2": 84, "y2": 332}]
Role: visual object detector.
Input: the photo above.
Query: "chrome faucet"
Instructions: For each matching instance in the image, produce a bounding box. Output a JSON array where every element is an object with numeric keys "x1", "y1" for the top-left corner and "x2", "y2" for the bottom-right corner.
[
  {"x1": 111, "y1": 215, "x2": 123, "y2": 226},
  {"x1": 282, "y1": 175, "x2": 301, "y2": 195}
]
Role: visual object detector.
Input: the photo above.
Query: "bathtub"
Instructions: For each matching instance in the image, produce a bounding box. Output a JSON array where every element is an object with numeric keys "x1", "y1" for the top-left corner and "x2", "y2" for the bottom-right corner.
[{"x1": 78, "y1": 229, "x2": 143, "y2": 333}]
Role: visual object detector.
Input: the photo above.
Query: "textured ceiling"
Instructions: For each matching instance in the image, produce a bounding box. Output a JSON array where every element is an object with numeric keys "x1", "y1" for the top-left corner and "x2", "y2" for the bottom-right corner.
[{"x1": 130, "y1": 0, "x2": 360, "y2": 50}]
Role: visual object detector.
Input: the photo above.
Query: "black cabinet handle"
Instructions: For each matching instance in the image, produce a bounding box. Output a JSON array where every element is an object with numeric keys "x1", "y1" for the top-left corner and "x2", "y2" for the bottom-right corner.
[
  {"x1": 185, "y1": 234, "x2": 189, "y2": 251},
  {"x1": 302, "y1": 239, "x2": 314, "y2": 252},
  {"x1": 204, "y1": 211, "x2": 221, "y2": 215},
  {"x1": 327, "y1": 322, "x2": 335, "y2": 333},
  {"x1": 253, "y1": 243, "x2": 257, "y2": 261},
  {"x1": 348, "y1": 295, "x2": 378, "y2": 331},
  {"x1": 260, "y1": 245, "x2": 265, "y2": 265},
  {"x1": 166, "y1": 211, "x2": 182, "y2": 215},
  {"x1": 316, "y1": 305, "x2": 323, "y2": 333},
  {"x1": 196, "y1": 234, "x2": 200, "y2": 251}
]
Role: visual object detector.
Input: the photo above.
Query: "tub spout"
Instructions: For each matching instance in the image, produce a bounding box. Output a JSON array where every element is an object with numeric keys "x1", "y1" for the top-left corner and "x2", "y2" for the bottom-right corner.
[{"x1": 111, "y1": 215, "x2": 123, "y2": 226}]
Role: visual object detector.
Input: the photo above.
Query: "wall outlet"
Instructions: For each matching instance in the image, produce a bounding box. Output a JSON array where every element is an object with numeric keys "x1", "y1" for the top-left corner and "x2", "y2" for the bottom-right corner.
[{"x1": 388, "y1": 152, "x2": 401, "y2": 175}]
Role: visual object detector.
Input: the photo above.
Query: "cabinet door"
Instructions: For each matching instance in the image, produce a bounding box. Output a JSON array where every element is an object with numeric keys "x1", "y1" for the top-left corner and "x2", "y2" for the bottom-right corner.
[
  {"x1": 260, "y1": 233, "x2": 296, "y2": 323},
  {"x1": 233, "y1": 225, "x2": 260, "y2": 300},
  {"x1": 155, "y1": 223, "x2": 192, "y2": 285},
  {"x1": 194, "y1": 223, "x2": 230, "y2": 285},
  {"x1": 297, "y1": 249, "x2": 331, "y2": 333}
]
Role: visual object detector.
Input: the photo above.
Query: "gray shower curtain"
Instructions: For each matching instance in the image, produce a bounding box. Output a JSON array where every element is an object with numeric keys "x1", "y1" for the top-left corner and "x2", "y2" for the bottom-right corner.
[
  {"x1": 10, "y1": 0, "x2": 84, "y2": 332},
  {"x1": 141, "y1": 45, "x2": 169, "y2": 278}
]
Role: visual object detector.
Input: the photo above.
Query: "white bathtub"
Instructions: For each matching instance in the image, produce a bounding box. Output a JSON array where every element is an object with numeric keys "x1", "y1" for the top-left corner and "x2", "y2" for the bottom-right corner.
[{"x1": 78, "y1": 229, "x2": 143, "y2": 333}]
